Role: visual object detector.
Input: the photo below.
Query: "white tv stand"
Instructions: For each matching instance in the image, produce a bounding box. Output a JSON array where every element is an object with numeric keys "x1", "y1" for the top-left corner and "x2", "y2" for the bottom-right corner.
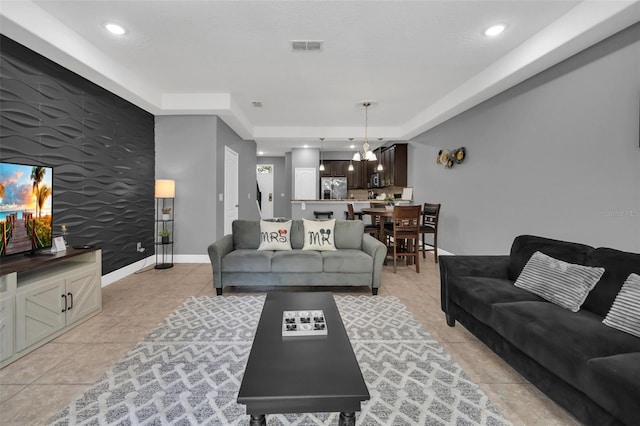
[{"x1": 0, "y1": 247, "x2": 102, "y2": 369}]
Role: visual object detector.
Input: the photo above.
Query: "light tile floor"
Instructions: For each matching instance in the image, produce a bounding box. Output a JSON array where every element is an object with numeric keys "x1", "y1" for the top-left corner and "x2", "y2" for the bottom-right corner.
[{"x1": 0, "y1": 258, "x2": 580, "y2": 425}]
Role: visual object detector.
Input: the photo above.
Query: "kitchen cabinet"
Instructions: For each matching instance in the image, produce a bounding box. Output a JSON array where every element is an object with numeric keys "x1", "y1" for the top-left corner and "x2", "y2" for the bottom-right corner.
[
  {"x1": 320, "y1": 160, "x2": 349, "y2": 177},
  {"x1": 347, "y1": 160, "x2": 364, "y2": 189},
  {"x1": 369, "y1": 143, "x2": 408, "y2": 188}
]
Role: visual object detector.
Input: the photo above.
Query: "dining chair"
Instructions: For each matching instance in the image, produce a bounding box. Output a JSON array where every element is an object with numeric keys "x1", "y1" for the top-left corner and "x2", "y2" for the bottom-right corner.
[
  {"x1": 383, "y1": 205, "x2": 421, "y2": 273},
  {"x1": 313, "y1": 211, "x2": 333, "y2": 220},
  {"x1": 348, "y1": 203, "x2": 379, "y2": 238},
  {"x1": 419, "y1": 202, "x2": 441, "y2": 262},
  {"x1": 346, "y1": 203, "x2": 355, "y2": 220},
  {"x1": 367, "y1": 201, "x2": 389, "y2": 239}
]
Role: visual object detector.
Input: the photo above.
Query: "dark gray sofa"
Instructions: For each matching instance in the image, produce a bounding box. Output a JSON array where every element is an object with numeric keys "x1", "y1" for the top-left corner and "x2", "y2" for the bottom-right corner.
[
  {"x1": 208, "y1": 219, "x2": 387, "y2": 296},
  {"x1": 440, "y1": 235, "x2": 640, "y2": 426}
]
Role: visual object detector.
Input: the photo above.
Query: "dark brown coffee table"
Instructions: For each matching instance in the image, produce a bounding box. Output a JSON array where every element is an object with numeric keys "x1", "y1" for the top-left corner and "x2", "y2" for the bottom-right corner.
[{"x1": 237, "y1": 292, "x2": 370, "y2": 425}]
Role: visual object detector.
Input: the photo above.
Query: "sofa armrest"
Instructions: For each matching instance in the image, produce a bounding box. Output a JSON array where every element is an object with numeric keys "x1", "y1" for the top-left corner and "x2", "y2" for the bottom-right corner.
[
  {"x1": 362, "y1": 234, "x2": 387, "y2": 293},
  {"x1": 439, "y1": 255, "x2": 510, "y2": 324},
  {"x1": 207, "y1": 234, "x2": 234, "y2": 294}
]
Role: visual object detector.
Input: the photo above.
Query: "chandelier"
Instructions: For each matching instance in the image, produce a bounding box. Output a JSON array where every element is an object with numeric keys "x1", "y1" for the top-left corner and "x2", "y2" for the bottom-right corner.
[{"x1": 352, "y1": 102, "x2": 377, "y2": 162}]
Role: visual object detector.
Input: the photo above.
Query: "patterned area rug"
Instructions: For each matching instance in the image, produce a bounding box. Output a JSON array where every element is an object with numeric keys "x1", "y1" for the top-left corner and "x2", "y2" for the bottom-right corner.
[{"x1": 51, "y1": 295, "x2": 510, "y2": 425}]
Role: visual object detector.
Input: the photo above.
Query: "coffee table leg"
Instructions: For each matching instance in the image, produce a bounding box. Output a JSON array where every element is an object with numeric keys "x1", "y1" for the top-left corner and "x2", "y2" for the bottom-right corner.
[
  {"x1": 249, "y1": 414, "x2": 266, "y2": 426},
  {"x1": 339, "y1": 411, "x2": 356, "y2": 426}
]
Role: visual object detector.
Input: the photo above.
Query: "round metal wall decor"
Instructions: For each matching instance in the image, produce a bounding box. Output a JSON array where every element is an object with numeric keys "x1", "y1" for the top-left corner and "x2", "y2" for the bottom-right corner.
[{"x1": 436, "y1": 147, "x2": 466, "y2": 169}]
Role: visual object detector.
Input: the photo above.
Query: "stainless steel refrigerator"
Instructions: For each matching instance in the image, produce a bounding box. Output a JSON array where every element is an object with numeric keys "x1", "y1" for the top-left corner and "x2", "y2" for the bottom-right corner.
[{"x1": 320, "y1": 177, "x2": 347, "y2": 199}]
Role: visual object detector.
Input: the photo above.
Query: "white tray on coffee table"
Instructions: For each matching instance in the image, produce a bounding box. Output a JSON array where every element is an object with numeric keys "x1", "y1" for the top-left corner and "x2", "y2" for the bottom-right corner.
[{"x1": 282, "y1": 310, "x2": 328, "y2": 336}]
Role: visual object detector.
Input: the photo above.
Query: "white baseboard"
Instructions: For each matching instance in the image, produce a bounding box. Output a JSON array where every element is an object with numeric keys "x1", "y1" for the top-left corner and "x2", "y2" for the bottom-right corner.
[
  {"x1": 101, "y1": 255, "x2": 155, "y2": 287},
  {"x1": 101, "y1": 254, "x2": 210, "y2": 287},
  {"x1": 174, "y1": 254, "x2": 209, "y2": 263},
  {"x1": 437, "y1": 248, "x2": 454, "y2": 257}
]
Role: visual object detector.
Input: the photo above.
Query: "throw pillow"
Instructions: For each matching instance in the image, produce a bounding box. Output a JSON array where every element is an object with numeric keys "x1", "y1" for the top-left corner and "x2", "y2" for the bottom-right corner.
[
  {"x1": 302, "y1": 218, "x2": 336, "y2": 251},
  {"x1": 603, "y1": 273, "x2": 640, "y2": 338},
  {"x1": 257, "y1": 220, "x2": 292, "y2": 251},
  {"x1": 514, "y1": 251, "x2": 605, "y2": 312}
]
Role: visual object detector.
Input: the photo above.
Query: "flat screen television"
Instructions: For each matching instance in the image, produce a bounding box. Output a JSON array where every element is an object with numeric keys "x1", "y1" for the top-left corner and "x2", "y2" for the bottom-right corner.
[{"x1": 0, "y1": 162, "x2": 54, "y2": 256}]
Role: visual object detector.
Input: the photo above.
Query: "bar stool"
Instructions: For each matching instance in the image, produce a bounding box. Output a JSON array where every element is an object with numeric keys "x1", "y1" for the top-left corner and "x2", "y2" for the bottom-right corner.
[{"x1": 313, "y1": 211, "x2": 333, "y2": 220}]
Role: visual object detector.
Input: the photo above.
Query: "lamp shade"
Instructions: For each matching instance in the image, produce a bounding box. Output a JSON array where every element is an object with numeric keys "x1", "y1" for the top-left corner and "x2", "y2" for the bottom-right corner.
[{"x1": 155, "y1": 179, "x2": 175, "y2": 198}]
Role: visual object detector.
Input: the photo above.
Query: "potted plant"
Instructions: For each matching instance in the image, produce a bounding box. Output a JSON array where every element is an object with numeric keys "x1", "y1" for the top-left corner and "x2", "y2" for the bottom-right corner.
[
  {"x1": 159, "y1": 229, "x2": 171, "y2": 244},
  {"x1": 384, "y1": 196, "x2": 395, "y2": 210},
  {"x1": 161, "y1": 207, "x2": 171, "y2": 221}
]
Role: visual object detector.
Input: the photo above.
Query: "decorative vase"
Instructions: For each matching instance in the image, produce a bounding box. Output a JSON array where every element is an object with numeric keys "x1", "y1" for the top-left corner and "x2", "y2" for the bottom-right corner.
[
  {"x1": 162, "y1": 214, "x2": 170, "y2": 221},
  {"x1": 161, "y1": 236, "x2": 169, "y2": 244}
]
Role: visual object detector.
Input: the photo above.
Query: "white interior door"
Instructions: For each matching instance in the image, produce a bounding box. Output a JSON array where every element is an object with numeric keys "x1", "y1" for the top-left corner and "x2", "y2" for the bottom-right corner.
[
  {"x1": 294, "y1": 168, "x2": 316, "y2": 200},
  {"x1": 224, "y1": 147, "x2": 239, "y2": 235},
  {"x1": 256, "y1": 164, "x2": 274, "y2": 219}
]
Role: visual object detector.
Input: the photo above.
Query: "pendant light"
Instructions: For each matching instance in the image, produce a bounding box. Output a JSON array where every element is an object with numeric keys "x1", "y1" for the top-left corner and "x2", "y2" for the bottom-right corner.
[
  {"x1": 318, "y1": 138, "x2": 325, "y2": 171},
  {"x1": 352, "y1": 102, "x2": 377, "y2": 162},
  {"x1": 348, "y1": 138, "x2": 355, "y2": 171}
]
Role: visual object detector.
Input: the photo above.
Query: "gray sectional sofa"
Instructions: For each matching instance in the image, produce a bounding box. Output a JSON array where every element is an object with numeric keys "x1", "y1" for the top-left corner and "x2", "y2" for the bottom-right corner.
[
  {"x1": 440, "y1": 235, "x2": 640, "y2": 426},
  {"x1": 207, "y1": 219, "x2": 387, "y2": 295}
]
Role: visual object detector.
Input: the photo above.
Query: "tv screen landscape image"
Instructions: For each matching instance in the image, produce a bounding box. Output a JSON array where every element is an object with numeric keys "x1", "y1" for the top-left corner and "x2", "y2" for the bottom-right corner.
[{"x1": 0, "y1": 162, "x2": 53, "y2": 256}]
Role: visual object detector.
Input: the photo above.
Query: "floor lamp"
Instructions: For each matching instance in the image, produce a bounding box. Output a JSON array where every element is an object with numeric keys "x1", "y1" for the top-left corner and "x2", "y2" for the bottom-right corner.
[{"x1": 155, "y1": 179, "x2": 175, "y2": 269}]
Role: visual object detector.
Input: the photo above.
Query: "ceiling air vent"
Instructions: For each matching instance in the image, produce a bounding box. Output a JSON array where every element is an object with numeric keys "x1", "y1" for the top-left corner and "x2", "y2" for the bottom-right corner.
[{"x1": 291, "y1": 40, "x2": 323, "y2": 52}]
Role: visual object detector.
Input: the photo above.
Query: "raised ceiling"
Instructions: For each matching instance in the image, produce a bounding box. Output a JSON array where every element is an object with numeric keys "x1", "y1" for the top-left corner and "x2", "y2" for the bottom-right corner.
[{"x1": 1, "y1": 1, "x2": 638, "y2": 155}]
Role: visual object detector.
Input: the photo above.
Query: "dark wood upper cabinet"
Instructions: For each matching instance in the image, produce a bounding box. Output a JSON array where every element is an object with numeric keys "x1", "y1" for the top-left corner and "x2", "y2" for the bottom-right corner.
[
  {"x1": 347, "y1": 160, "x2": 364, "y2": 189},
  {"x1": 369, "y1": 143, "x2": 407, "y2": 188},
  {"x1": 320, "y1": 160, "x2": 349, "y2": 177}
]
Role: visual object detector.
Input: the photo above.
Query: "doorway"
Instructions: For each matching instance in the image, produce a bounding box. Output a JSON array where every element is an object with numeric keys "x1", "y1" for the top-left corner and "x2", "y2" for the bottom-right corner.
[{"x1": 256, "y1": 164, "x2": 274, "y2": 219}]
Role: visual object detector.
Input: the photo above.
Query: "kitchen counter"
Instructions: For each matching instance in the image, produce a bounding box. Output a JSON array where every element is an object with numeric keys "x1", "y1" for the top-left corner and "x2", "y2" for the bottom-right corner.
[{"x1": 291, "y1": 200, "x2": 372, "y2": 220}]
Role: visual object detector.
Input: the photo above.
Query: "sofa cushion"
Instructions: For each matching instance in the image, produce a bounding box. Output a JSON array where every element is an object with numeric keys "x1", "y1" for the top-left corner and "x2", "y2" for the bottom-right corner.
[
  {"x1": 290, "y1": 220, "x2": 305, "y2": 249},
  {"x1": 258, "y1": 220, "x2": 292, "y2": 251},
  {"x1": 513, "y1": 251, "x2": 604, "y2": 312},
  {"x1": 585, "y1": 353, "x2": 640, "y2": 426},
  {"x1": 447, "y1": 276, "x2": 543, "y2": 325},
  {"x1": 232, "y1": 220, "x2": 261, "y2": 249},
  {"x1": 583, "y1": 247, "x2": 640, "y2": 317},
  {"x1": 222, "y1": 249, "x2": 272, "y2": 272},
  {"x1": 322, "y1": 249, "x2": 372, "y2": 273},
  {"x1": 492, "y1": 301, "x2": 640, "y2": 389},
  {"x1": 507, "y1": 235, "x2": 593, "y2": 281},
  {"x1": 272, "y1": 250, "x2": 323, "y2": 273},
  {"x1": 334, "y1": 220, "x2": 364, "y2": 250},
  {"x1": 603, "y1": 273, "x2": 640, "y2": 338}
]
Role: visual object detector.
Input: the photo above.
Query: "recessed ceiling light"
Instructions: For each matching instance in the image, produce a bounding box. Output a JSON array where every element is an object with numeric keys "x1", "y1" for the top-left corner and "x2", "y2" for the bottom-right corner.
[
  {"x1": 484, "y1": 24, "x2": 506, "y2": 37},
  {"x1": 105, "y1": 23, "x2": 126, "y2": 35},
  {"x1": 258, "y1": 151, "x2": 264, "y2": 155},
  {"x1": 303, "y1": 144, "x2": 309, "y2": 148}
]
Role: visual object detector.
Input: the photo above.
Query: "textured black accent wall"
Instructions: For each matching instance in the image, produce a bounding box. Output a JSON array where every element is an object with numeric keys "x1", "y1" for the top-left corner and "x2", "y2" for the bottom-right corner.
[{"x1": 0, "y1": 35, "x2": 155, "y2": 274}]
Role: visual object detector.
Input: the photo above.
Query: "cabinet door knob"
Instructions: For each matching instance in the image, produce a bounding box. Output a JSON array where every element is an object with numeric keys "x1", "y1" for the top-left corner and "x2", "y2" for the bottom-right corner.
[{"x1": 61, "y1": 294, "x2": 67, "y2": 313}]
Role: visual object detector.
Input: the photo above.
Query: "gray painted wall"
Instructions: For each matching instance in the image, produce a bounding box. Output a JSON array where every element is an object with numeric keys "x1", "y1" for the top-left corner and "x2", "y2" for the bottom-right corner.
[
  {"x1": 284, "y1": 152, "x2": 292, "y2": 218},
  {"x1": 215, "y1": 118, "x2": 259, "y2": 236},
  {"x1": 156, "y1": 116, "x2": 258, "y2": 254},
  {"x1": 409, "y1": 23, "x2": 640, "y2": 255},
  {"x1": 155, "y1": 116, "x2": 217, "y2": 257}
]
